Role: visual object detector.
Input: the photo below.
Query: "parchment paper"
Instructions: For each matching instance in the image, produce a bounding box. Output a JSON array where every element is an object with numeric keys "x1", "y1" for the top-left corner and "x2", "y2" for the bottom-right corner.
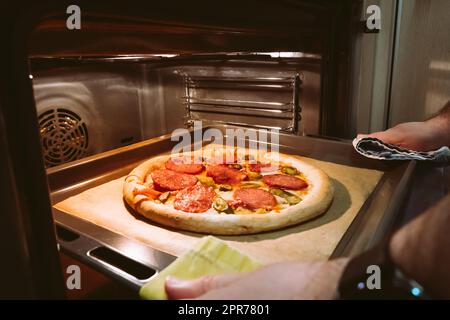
[{"x1": 54, "y1": 157, "x2": 383, "y2": 264}]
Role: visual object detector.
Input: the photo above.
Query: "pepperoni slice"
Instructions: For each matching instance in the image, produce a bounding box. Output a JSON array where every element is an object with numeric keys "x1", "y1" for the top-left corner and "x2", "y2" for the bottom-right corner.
[
  {"x1": 234, "y1": 188, "x2": 277, "y2": 210},
  {"x1": 151, "y1": 169, "x2": 197, "y2": 191},
  {"x1": 165, "y1": 158, "x2": 204, "y2": 174},
  {"x1": 248, "y1": 162, "x2": 273, "y2": 173},
  {"x1": 262, "y1": 174, "x2": 308, "y2": 190},
  {"x1": 174, "y1": 184, "x2": 216, "y2": 213},
  {"x1": 206, "y1": 165, "x2": 247, "y2": 185}
]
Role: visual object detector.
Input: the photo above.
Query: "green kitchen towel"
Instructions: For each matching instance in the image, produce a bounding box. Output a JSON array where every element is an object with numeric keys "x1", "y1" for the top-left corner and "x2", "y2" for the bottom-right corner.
[{"x1": 139, "y1": 236, "x2": 262, "y2": 300}]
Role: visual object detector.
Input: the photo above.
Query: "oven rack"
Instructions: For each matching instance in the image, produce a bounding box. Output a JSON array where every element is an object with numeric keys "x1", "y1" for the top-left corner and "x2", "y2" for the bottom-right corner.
[{"x1": 183, "y1": 74, "x2": 301, "y2": 134}]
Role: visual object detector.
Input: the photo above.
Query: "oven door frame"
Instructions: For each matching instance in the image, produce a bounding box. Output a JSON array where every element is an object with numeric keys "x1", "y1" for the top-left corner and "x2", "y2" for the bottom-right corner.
[{"x1": 0, "y1": 2, "x2": 68, "y2": 299}]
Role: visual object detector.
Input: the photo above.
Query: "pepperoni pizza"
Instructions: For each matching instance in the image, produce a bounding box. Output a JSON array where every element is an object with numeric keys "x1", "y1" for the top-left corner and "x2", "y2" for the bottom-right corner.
[{"x1": 123, "y1": 146, "x2": 333, "y2": 235}]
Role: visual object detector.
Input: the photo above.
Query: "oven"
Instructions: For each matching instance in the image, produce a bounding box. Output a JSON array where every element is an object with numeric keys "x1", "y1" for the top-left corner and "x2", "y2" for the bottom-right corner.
[{"x1": 1, "y1": 0, "x2": 425, "y2": 299}]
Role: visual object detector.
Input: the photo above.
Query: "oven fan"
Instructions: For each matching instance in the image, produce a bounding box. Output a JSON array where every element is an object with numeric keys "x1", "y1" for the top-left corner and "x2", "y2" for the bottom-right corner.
[{"x1": 38, "y1": 108, "x2": 89, "y2": 167}]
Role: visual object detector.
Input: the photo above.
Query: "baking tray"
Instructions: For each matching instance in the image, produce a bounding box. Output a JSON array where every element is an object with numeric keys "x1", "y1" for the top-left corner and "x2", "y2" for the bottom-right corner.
[{"x1": 47, "y1": 125, "x2": 416, "y2": 289}]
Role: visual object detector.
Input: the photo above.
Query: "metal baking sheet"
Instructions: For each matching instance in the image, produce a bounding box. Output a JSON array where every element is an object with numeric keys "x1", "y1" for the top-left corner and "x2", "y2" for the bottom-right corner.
[{"x1": 48, "y1": 125, "x2": 415, "y2": 288}]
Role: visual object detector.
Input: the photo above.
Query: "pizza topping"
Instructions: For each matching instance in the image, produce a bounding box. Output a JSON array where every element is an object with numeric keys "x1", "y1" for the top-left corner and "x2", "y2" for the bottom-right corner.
[
  {"x1": 196, "y1": 175, "x2": 215, "y2": 187},
  {"x1": 246, "y1": 171, "x2": 262, "y2": 180},
  {"x1": 240, "y1": 181, "x2": 262, "y2": 189},
  {"x1": 233, "y1": 188, "x2": 277, "y2": 210},
  {"x1": 133, "y1": 184, "x2": 161, "y2": 199},
  {"x1": 197, "y1": 175, "x2": 215, "y2": 187},
  {"x1": 228, "y1": 163, "x2": 242, "y2": 170},
  {"x1": 165, "y1": 157, "x2": 204, "y2": 174},
  {"x1": 270, "y1": 188, "x2": 301, "y2": 205},
  {"x1": 173, "y1": 184, "x2": 216, "y2": 213},
  {"x1": 218, "y1": 184, "x2": 233, "y2": 191},
  {"x1": 151, "y1": 169, "x2": 198, "y2": 191},
  {"x1": 212, "y1": 196, "x2": 234, "y2": 214},
  {"x1": 262, "y1": 174, "x2": 308, "y2": 190},
  {"x1": 158, "y1": 192, "x2": 171, "y2": 203},
  {"x1": 280, "y1": 166, "x2": 300, "y2": 176},
  {"x1": 226, "y1": 198, "x2": 242, "y2": 208},
  {"x1": 212, "y1": 197, "x2": 228, "y2": 211},
  {"x1": 206, "y1": 165, "x2": 247, "y2": 185},
  {"x1": 248, "y1": 162, "x2": 272, "y2": 173},
  {"x1": 286, "y1": 195, "x2": 301, "y2": 205},
  {"x1": 270, "y1": 188, "x2": 288, "y2": 197}
]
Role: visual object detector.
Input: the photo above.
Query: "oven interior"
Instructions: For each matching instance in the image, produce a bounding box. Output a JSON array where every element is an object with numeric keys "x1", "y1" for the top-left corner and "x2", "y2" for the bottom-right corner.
[{"x1": 31, "y1": 55, "x2": 323, "y2": 167}]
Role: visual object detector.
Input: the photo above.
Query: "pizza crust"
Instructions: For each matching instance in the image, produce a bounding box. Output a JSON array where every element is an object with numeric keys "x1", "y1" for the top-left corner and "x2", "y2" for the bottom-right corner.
[{"x1": 123, "y1": 147, "x2": 334, "y2": 235}]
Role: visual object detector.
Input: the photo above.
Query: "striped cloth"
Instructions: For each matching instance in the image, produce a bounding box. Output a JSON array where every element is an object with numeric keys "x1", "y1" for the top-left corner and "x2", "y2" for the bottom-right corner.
[{"x1": 352, "y1": 138, "x2": 450, "y2": 164}]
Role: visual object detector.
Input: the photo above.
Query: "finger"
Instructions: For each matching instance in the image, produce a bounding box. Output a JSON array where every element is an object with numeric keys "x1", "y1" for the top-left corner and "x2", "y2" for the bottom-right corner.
[
  {"x1": 366, "y1": 131, "x2": 397, "y2": 144},
  {"x1": 366, "y1": 131, "x2": 384, "y2": 139},
  {"x1": 165, "y1": 273, "x2": 244, "y2": 300},
  {"x1": 356, "y1": 133, "x2": 369, "y2": 140}
]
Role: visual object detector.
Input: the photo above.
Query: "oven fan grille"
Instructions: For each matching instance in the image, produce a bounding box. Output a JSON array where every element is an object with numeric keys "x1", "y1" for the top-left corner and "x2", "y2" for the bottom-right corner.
[{"x1": 38, "y1": 108, "x2": 89, "y2": 167}]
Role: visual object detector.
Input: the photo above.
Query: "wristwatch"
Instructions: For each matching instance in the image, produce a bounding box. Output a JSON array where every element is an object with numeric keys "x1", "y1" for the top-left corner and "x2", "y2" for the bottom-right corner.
[{"x1": 337, "y1": 237, "x2": 430, "y2": 299}]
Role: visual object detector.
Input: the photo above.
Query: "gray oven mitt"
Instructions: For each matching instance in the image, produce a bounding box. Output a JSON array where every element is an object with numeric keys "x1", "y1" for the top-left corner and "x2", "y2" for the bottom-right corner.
[{"x1": 352, "y1": 137, "x2": 450, "y2": 164}]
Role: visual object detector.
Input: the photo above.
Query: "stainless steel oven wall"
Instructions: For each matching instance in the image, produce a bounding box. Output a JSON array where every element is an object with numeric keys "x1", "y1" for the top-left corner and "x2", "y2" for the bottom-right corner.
[
  {"x1": 31, "y1": 62, "x2": 150, "y2": 167},
  {"x1": 142, "y1": 57, "x2": 322, "y2": 137}
]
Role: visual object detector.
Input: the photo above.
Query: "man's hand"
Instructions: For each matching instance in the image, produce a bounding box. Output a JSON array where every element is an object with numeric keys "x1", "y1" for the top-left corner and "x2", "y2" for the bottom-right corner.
[
  {"x1": 165, "y1": 258, "x2": 349, "y2": 300},
  {"x1": 358, "y1": 101, "x2": 450, "y2": 152},
  {"x1": 358, "y1": 121, "x2": 447, "y2": 152}
]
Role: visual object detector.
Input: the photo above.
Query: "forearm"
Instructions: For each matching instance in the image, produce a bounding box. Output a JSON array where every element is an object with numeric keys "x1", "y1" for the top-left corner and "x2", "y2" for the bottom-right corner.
[{"x1": 389, "y1": 193, "x2": 450, "y2": 298}]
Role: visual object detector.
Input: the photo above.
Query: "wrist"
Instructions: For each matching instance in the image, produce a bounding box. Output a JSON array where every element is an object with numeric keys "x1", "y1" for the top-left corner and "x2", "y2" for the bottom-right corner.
[
  {"x1": 328, "y1": 258, "x2": 351, "y2": 299},
  {"x1": 426, "y1": 116, "x2": 450, "y2": 147},
  {"x1": 389, "y1": 231, "x2": 417, "y2": 282},
  {"x1": 389, "y1": 223, "x2": 436, "y2": 297},
  {"x1": 292, "y1": 258, "x2": 350, "y2": 300}
]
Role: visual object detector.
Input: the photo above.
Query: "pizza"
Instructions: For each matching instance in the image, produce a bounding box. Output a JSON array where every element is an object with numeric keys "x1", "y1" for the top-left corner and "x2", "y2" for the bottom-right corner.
[{"x1": 123, "y1": 146, "x2": 334, "y2": 235}]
